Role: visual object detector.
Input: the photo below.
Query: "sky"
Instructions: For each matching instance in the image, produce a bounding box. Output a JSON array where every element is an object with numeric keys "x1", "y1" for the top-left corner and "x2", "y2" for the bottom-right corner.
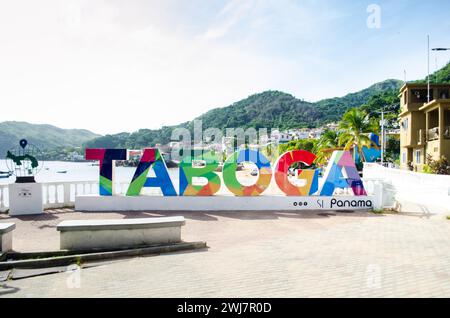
[{"x1": 0, "y1": 0, "x2": 450, "y2": 135}]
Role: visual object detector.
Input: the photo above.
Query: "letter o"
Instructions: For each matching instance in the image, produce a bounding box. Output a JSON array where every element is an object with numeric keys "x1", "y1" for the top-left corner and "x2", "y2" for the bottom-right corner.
[{"x1": 223, "y1": 149, "x2": 272, "y2": 196}]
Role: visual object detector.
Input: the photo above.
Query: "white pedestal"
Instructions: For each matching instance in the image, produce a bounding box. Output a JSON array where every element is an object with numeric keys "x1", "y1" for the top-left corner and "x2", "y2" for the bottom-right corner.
[
  {"x1": 75, "y1": 194, "x2": 375, "y2": 212},
  {"x1": 8, "y1": 183, "x2": 44, "y2": 216}
]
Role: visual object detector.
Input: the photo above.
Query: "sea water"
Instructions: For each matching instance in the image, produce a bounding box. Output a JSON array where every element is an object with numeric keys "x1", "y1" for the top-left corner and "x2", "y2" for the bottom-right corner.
[{"x1": 0, "y1": 160, "x2": 179, "y2": 185}]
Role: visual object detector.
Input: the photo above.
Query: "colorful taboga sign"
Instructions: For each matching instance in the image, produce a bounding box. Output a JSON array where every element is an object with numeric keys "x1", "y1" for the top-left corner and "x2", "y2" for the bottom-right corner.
[{"x1": 77, "y1": 148, "x2": 374, "y2": 211}]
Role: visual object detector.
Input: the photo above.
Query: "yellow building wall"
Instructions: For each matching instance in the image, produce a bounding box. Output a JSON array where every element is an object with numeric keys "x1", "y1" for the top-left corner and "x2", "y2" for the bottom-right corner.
[
  {"x1": 426, "y1": 140, "x2": 441, "y2": 161},
  {"x1": 442, "y1": 139, "x2": 450, "y2": 160}
]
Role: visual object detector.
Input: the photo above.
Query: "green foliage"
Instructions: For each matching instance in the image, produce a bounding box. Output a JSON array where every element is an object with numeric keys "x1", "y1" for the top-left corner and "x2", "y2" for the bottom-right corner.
[
  {"x1": 415, "y1": 62, "x2": 450, "y2": 84},
  {"x1": 385, "y1": 138, "x2": 400, "y2": 162},
  {"x1": 426, "y1": 155, "x2": 450, "y2": 175},
  {"x1": 278, "y1": 139, "x2": 317, "y2": 154},
  {"x1": 277, "y1": 139, "x2": 318, "y2": 169},
  {"x1": 371, "y1": 208, "x2": 385, "y2": 214},
  {"x1": 422, "y1": 164, "x2": 432, "y2": 174},
  {"x1": 359, "y1": 89, "x2": 401, "y2": 128},
  {"x1": 197, "y1": 91, "x2": 322, "y2": 130},
  {"x1": 315, "y1": 79, "x2": 402, "y2": 122},
  {"x1": 313, "y1": 130, "x2": 340, "y2": 165},
  {"x1": 338, "y1": 108, "x2": 379, "y2": 161}
]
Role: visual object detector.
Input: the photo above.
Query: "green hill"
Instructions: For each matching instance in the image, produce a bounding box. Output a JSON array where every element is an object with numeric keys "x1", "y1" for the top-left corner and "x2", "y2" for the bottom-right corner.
[
  {"x1": 432, "y1": 62, "x2": 450, "y2": 83},
  {"x1": 9, "y1": 61, "x2": 450, "y2": 153},
  {"x1": 0, "y1": 121, "x2": 100, "y2": 158},
  {"x1": 414, "y1": 61, "x2": 450, "y2": 84},
  {"x1": 315, "y1": 79, "x2": 403, "y2": 122},
  {"x1": 85, "y1": 78, "x2": 406, "y2": 149},
  {"x1": 196, "y1": 91, "x2": 321, "y2": 130}
]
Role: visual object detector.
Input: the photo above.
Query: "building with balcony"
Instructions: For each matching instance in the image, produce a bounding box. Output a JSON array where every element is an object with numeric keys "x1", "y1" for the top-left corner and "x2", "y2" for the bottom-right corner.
[{"x1": 399, "y1": 83, "x2": 450, "y2": 171}]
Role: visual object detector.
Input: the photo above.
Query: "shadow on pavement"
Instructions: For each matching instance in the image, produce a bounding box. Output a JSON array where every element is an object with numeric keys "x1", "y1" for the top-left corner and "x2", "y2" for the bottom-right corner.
[
  {"x1": 0, "y1": 284, "x2": 20, "y2": 296},
  {"x1": 116, "y1": 210, "x2": 385, "y2": 221}
]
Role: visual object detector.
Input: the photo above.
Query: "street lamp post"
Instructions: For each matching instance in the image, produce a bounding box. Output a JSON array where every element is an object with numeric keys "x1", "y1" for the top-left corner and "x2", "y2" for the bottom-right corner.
[
  {"x1": 431, "y1": 47, "x2": 450, "y2": 83},
  {"x1": 428, "y1": 44, "x2": 450, "y2": 97},
  {"x1": 375, "y1": 107, "x2": 395, "y2": 165}
]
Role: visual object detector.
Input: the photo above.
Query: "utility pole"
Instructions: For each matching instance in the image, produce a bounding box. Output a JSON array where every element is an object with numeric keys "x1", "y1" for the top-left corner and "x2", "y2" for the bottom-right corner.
[
  {"x1": 381, "y1": 111, "x2": 385, "y2": 165},
  {"x1": 376, "y1": 108, "x2": 395, "y2": 165},
  {"x1": 427, "y1": 35, "x2": 430, "y2": 103}
]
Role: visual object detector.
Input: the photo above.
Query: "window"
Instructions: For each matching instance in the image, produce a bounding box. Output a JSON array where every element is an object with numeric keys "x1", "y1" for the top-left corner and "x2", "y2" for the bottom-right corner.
[
  {"x1": 401, "y1": 118, "x2": 409, "y2": 130},
  {"x1": 411, "y1": 89, "x2": 432, "y2": 103},
  {"x1": 402, "y1": 152, "x2": 406, "y2": 163},
  {"x1": 415, "y1": 150, "x2": 421, "y2": 164},
  {"x1": 438, "y1": 89, "x2": 449, "y2": 99}
]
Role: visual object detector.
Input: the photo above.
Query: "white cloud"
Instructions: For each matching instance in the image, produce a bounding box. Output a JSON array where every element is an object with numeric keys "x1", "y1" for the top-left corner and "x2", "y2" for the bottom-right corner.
[
  {"x1": 0, "y1": 0, "x2": 302, "y2": 134},
  {"x1": 0, "y1": 0, "x2": 440, "y2": 135},
  {"x1": 201, "y1": 0, "x2": 256, "y2": 40}
]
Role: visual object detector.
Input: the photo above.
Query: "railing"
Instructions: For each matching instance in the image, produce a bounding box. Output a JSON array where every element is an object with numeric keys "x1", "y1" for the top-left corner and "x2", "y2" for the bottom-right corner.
[
  {"x1": 0, "y1": 181, "x2": 131, "y2": 212},
  {"x1": 428, "y1": 127, "x2": 439, "y2": 141},
  {"x1": 378, "y1": 162, "x2": 399, "y2": 169},
  {"x1": 363, "y1": 162, "x2": 450, "y2": 212},
  {"x1": 1, "y1": 178, "x2": 387, "y2": 212}
]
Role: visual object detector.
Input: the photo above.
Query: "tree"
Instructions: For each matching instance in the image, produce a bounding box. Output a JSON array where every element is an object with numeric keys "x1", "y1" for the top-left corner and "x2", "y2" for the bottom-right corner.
[
  {"x1": 313, "y1": 130, "x2": 341, "y2": 165},
  {"x1": 385, "y1": 137, "x2": 400, "y2": 162},
  {"x1": 277, "y1": 139, "x2": 318, "y2": 169},
  {"x1": 338, "y1": 108, "x2": 379, "y2": 162},
  {"x1": 426, "y1": 155, "x2": 450, "y2": 175},
  {"x1": 278, "y1": 139, "x2": 317, "y2": 154}
]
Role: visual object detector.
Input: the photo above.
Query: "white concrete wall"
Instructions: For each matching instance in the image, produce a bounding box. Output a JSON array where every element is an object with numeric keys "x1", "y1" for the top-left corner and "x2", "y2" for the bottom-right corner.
[
  {"x1": 0, "y1": 231, "x2": 13, "y2": 252},
  {"x1": 60, "y1": 227, "x2": 181, "y2": 250},
  {"x1": 363, "y1": 163, "x2": 450, "y2": 212}
]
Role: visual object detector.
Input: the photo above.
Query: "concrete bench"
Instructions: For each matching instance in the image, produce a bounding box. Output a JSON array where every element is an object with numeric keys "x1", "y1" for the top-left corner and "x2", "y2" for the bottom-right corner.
[
  {"x1": 0, "y1": 223, "x2": 16, "y2": 253},
  {"x1": 56, "y1": 216, "x2": 185, "y2": 251}
]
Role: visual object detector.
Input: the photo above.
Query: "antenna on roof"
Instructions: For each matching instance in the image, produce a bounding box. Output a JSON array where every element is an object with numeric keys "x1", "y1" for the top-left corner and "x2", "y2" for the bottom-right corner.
[{"x1": 404, "y1": 69, "x2": 407, "y2": 83}]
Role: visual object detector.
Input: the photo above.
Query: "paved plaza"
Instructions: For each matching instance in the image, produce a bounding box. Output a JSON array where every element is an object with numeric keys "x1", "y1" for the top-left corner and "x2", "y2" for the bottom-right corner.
[{"x1": 1, "y1": 202, "x2": 450, "y2": 297}]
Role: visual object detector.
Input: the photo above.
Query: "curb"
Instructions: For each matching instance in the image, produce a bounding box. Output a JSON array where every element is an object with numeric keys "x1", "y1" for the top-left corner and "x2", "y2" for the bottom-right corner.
[{"x1": 0, "y1": 241, "x2": 208, "y2": 270}]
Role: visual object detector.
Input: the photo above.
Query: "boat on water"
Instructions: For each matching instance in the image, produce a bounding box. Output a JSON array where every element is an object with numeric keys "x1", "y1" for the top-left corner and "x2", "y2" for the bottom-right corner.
[
  {"x1": 0, "y1": 171, "x2": 13, "y2": 178},
  {"x1": 165, "y1": 160, "x2": 178, "y2": 168},
  {"x1": 57, "y1": 170, "x2": 68, "y2": 174}
]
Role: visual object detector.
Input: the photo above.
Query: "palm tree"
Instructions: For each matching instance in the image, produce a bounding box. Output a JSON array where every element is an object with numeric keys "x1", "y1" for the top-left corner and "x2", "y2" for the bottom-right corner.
[
  {"x1": 316, "y1": 130, "x2": 340, "y2": 150},
  {"x1": 314, "y1": 130, "x2": 341, "y2": 165},
  {"x1": 338, "y1": 108, "x2": 379, "y2": 162}
]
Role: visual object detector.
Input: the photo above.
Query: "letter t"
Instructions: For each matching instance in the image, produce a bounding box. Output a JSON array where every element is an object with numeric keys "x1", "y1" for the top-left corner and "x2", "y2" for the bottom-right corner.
[{"x1": 85, "y1": 149, "x2": 127, "y2": 196}]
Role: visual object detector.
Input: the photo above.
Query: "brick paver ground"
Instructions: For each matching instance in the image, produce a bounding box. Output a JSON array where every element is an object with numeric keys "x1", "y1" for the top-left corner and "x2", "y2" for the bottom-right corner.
[{"x1": 1, "y1": 205, "x2": 450, "y2": 297}]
